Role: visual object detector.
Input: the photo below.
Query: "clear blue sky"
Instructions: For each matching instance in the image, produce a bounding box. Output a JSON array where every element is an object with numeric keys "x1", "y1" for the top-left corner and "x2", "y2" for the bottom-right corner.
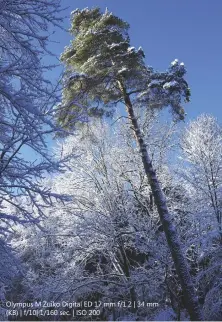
[{"x1": 47, "y1": 0, "x2": 222, "y2": 123}]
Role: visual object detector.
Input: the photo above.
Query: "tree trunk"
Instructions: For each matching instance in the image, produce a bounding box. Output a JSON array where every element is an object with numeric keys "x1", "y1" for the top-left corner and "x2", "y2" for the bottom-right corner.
[
  {"x1": 120, "y1": 85, "x2": 203, "y2": 320},
  {"x1": 119, "y1": 242, "x2": 137, "y2": 313}
]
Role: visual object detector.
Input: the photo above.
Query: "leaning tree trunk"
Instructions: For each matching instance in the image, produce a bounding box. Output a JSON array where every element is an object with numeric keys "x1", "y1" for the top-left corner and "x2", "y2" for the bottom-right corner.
[{"x1": 119, "y1": 83, "x2": 203, "y2": 321}]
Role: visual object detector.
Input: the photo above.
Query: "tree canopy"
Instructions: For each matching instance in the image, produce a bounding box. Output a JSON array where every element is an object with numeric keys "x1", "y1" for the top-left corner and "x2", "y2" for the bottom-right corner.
[{"x1": 57, "y1": 8, "x2": 190, "y2": 131}]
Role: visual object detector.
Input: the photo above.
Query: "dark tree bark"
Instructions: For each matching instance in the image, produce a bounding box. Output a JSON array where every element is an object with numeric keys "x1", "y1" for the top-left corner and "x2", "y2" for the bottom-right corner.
[{"x1": 119, "y1": 82, "x2": 203, "y2": 321}]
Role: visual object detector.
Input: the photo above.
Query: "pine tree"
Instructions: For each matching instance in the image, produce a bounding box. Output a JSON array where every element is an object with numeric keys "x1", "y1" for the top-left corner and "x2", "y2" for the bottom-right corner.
[{"x1": 58, "y1": 8, "x2": 202, "y2": 320}]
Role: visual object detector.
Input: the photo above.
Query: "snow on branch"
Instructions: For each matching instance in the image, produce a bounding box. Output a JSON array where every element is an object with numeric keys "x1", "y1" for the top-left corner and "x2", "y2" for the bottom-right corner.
[{"x1": 0, "y1": 0, "x2": 72, "y2": 234}]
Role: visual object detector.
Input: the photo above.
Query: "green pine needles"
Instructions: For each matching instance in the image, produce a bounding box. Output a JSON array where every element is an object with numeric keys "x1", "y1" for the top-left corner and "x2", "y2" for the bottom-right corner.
[
  {"x1": 58, "y1": 7, "x2": 190, "y2": 132},
  {"x1": 57, "y1": 8, "x2": 203, "y2": 321}
]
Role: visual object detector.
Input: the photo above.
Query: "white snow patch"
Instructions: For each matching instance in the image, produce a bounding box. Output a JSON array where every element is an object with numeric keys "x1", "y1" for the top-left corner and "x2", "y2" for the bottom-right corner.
[
  {"x1": 171, "y1": 59, "x2": 179, "y2": 66},
  {"x1": 109, "y1": 43, "x2": 120, "y2": 49},
  {"x1": 163, "y1": 80, "x2": 178, "y2": 89},
  {"x1": 148, "y1": 80, "x2": 161, "y2": 87},
  {"x1": 128, "y1": 46, "x2": 135, "y2": 52},
  {"x1": 118, "y1": 67, "x2": 128, "y2": 74}
]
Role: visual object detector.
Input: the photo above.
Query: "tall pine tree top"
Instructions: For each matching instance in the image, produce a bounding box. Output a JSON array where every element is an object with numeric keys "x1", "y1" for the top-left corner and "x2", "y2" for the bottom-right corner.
[{"x1": 58, "y1": 8, "x2": 190, "y2": 131}]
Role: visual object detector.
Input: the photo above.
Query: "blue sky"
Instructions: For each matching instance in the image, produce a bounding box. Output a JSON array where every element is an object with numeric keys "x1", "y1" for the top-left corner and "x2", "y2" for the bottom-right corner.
[{"x1": 47, "y1": 0, "x2": 222, "y2": 123}]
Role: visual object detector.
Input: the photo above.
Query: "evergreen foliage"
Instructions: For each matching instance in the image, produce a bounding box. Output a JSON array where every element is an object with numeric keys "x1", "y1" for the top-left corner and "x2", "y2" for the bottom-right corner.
[
  {"x1": 57, "y1": 8, "x2": 203, "y2": 321},
  {"x1": 58, "y1": 8, "x2": 190, "y2": 131}
]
